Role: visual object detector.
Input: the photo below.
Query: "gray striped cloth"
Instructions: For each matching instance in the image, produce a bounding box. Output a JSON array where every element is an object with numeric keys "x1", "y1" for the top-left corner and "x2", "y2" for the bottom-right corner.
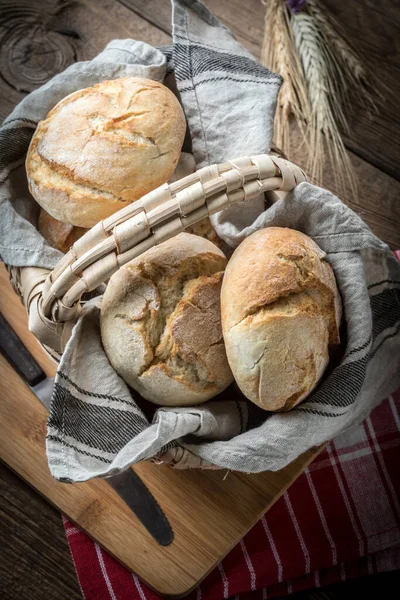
[{"x1": 0, "y1": 0, "x2": 399, "y2": 482}]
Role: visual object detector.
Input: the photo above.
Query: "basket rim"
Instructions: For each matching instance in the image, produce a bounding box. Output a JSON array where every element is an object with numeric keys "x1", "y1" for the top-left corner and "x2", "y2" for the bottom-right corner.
[{"x1": 13, "y1": 152, "x2": 306, "y2": 353}]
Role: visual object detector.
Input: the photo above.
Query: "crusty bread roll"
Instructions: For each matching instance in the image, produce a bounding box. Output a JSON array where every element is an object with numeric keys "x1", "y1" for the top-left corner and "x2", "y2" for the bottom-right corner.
[
  {"x1": 221, "y1": 228, "x2": 342, "y2": 412},
  {"x1": 100, "y1": 233, "x2": 233, "y2": 406},
  {"x1": 38, "y1": 209, "x2": 86, "y2": 253},
  {"x1": 26, "y1": 77, "x2": 186, "y2": 228}
]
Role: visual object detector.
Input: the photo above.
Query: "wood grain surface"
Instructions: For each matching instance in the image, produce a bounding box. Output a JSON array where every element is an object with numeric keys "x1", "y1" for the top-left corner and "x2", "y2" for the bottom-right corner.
[
  {"x1": 1, "y1": 0, "x2": 399, "y2": 598},
  {"x1": 0, "y1": 464, "x2": 82, "y2": 600}
]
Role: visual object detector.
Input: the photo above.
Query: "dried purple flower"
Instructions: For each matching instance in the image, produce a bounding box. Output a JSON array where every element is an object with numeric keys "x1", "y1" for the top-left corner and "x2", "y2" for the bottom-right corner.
[{"x1": 287, "y1": 0, "x2": 307, "y2": 14}]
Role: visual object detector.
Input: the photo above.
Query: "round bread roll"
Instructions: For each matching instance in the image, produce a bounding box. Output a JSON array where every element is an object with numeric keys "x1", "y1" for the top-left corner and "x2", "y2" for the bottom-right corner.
[
  {"x1": 221, "y1": 228, "x2": 342, "y2": 412},
  {"x1": 100, "y1": 233, "x2": 233, "y2": 406},
  {"x1": 26, "y1": 77, "x2": 186, "y2": 228},
  {"x1": 38, "y1": 209, "x2": 87, "y2": 253}
]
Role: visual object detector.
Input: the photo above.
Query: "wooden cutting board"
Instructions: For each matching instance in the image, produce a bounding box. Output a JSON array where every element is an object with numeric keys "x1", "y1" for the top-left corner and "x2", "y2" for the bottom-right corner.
[{"x1": 0, "y1": 264, "x2": 321, "y2": 597}]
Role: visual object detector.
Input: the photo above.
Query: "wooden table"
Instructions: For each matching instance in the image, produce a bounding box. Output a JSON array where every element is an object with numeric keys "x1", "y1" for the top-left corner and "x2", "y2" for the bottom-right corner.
[{"x1": 0, "y1": 1, "x2": 399, "y2": 598}]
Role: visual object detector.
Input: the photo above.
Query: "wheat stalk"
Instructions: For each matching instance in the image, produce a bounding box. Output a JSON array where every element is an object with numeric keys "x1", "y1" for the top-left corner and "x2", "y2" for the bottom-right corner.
[
  {"x1": 261, "y1": 0, "x2": 277, "y2": 67},
  {"x1": 261, "y1": 0, "x2": 309, "y2": 152},
  {"x1": 260, "y1": 0, "x2": 369, "y2": 196},
  {"x1": 307, "y1": 0, "x2": 368, "y2": 82},
  {"x1": 290, "y1": 11, "x2": 355, "y2": 194},
  {"x1": 306, "y1": 0, "x2": 375, "y2": 111}
]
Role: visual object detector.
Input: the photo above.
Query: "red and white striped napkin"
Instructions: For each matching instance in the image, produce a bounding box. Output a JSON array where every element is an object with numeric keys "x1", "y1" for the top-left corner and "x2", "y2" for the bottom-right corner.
[{"x1": 63, "y1": 386, "x2": 400, "y2": 599}]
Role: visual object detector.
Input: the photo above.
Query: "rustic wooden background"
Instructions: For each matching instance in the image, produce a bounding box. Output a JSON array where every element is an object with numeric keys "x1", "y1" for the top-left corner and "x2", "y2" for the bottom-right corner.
[{"x1": 0, "y1": 0, "x2": 399, "y2": 598}]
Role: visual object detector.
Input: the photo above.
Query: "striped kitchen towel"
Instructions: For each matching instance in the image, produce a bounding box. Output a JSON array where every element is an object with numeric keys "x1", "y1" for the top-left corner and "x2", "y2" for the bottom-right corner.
[
  {"x1": 44, "y1": 0, "x2": 400, "y2": 482},
  {"x1": 1, "y1": 0, "x2": 399, "y2": 481},
  {"x1": 63, "y1": 386, "x2": 400, "y2": 599}
]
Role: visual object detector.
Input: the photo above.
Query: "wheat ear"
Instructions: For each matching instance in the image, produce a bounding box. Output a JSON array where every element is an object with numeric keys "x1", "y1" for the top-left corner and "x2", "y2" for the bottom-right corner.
[
  {"x1": 291, "y1": 11, "x2": 356, "y2": 195},
  {"x1": 261, "y1": 0, "x2": 309, "y2": 152},
  {"x1": 306, "y1": 0, "x2": 375, "y2": 110}
]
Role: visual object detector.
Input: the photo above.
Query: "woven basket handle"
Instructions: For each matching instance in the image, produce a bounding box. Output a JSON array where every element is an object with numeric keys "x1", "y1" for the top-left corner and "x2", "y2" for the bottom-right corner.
[{"x1": 24, "y1": 154, "x2": 305, "y2": 353}]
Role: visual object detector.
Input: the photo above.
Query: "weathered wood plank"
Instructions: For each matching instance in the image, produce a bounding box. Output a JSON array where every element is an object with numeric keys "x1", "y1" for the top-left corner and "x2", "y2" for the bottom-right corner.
[
  {"x1": 0, "y1": 0, "x2": 169, "y2": 122},
  {"x1": 322, "y1": 0, "x2": 400, "y2": 180},
  {"x1": 124, "y1": 0, "x2": 400, "y2": 181},
  {"x1": 0, "y1": 464, "x2": 81, "y2": 600}
]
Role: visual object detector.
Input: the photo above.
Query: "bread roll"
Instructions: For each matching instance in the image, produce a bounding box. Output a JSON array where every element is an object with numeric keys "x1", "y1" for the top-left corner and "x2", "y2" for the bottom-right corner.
[
  {"x1": 38, "y1": 209, "x2": 86, "y2": 253},
  {"x1": 221, "y1": 228, "x2": 342, "y2": 411},
  {"x1": 26, "y1": 77, "x2": 186, "y2": 228},
  {"x1": 101, "y1": 233, "x2": 233, "y2": 406}
]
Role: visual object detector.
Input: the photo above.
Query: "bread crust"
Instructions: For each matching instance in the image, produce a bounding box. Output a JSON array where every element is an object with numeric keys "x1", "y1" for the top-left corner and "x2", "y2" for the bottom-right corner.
[
  {"x1": 26, "y1": 77, "x2": 186, "y2": 227},
  {"x1": 221, "y1": 227, "x2": 342, "y2": 411},
  {"x1": 38, "y1": 209, "x2": 86, "y2": 253},
  {"x1": 100, "y1": 233, "x2": 233, "y2": 406}
]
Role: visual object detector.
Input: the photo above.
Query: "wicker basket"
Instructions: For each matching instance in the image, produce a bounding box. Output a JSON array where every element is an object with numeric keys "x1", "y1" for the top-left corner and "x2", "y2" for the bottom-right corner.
[
  {"x1": 9, "y1": 152, "x2": 306, "y2": 468},
  {"x1": 11, "y1": 152, "x2": 306, "y2": 354}
]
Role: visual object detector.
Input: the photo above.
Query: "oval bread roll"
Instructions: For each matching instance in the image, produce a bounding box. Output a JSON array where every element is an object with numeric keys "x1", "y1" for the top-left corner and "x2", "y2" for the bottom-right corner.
[
  {"x1": 26, "y1": 77, "x2": 186, "y2": 228},
  {"x1": 101, "y1": 233, "x2": 233, "y2": 406},
  {"x1": 221, "y1": 228, "x2": 342, "y2": 412}
]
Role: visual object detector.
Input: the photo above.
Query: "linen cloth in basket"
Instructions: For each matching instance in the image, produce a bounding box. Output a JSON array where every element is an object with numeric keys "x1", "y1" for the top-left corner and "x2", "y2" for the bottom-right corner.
[{"x1": 0, "y1": 0, "x2": 399, "y2": 482}]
